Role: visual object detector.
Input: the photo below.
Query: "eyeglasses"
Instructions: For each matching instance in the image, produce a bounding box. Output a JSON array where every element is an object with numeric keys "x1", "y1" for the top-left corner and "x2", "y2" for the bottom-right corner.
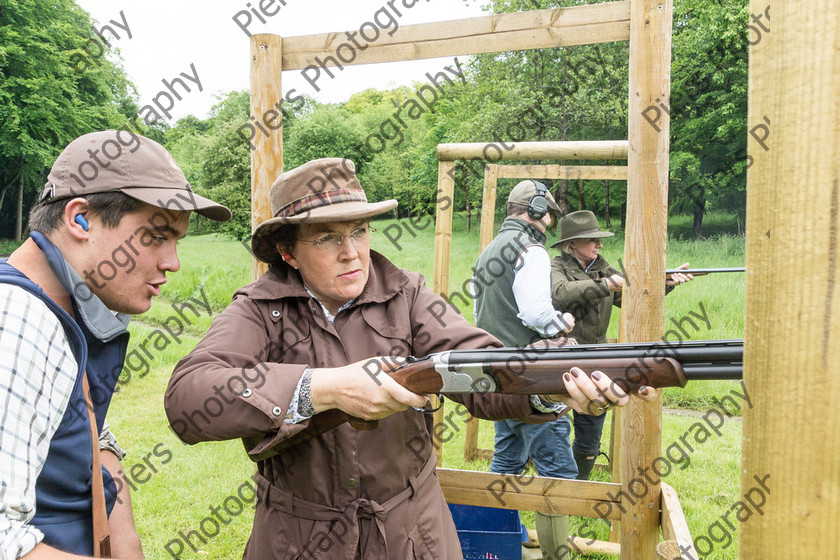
[{"x1": 297, "y1": 226, "x2": 376, "y2": 252}]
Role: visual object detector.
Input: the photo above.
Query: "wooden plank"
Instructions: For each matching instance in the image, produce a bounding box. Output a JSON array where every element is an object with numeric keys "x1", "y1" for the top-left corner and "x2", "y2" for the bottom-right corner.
[
  {"x1": 660, "y1": 482, "x2": 697, "y2": 557},
  {"x1": 608, "y1": 406, "x2": 623, "y2": 543},
  {"x1": 478, "y1": 164, "x2": 499, "y2": 252},
  {"x1": 495, "y1": 164, "x2": 629, "y2": 180},
  {"x1": 619, "y1": 0, "x2": 673, "y2": 558},
  {"x1": 281, "y1": 2, "x2": 631, "y2": 70},
  {"x1": 437, "y1": 141, "x2": 629, "y2": 161},
  {"x1": 462, "y1": 165, "x2": 499, "y2": 463},
  {"x1": 743, "y1": 1, "x2": 840, "y2": 558},
  {"x1": 438, "y1": 468, "x2": 622, "y2": 520},
  {"x1": 432, "y1": 160, "x2": 455, "y2": 461},
  {"x1": 250, "y1": 34, "x2": 283, "y2": 281},
  {"x1": 656, "y1": 541, "x2": 681, "y2": 560},
  {"x1": 438, "y1": 468, "x2": 620, "y2": 500},
  {"x1": 569, "y1": 536, "x2": 620, "y2": 556}
]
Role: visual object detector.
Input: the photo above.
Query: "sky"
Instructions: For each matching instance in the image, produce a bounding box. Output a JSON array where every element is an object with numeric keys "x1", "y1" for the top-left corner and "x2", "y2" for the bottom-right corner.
[{"x1": 75, "y1": 0, "x2": 487, "y2": 123}]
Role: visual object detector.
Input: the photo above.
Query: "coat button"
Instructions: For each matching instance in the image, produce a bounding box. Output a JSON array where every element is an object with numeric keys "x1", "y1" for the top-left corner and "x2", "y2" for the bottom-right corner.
[
  {"x1": 271, "y1": 310, "x2": 280, "y2": 317},
  {"x1": 347, "y1": 477, "x2": 358, "y2": 487},
  {"x1": 272, "y1": 406, "x2": 283, "y2": 416},
  {"x1": 242, "y1": 388, "x2": 252, "y2": 397}
]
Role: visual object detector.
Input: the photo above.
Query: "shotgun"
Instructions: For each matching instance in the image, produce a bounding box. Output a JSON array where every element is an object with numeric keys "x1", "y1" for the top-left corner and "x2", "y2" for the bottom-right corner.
[
  {"x1": 348, "y1": 339, "x2": 743, "y2": 430},
  {"x1": 666, "y1": 267, "x2": 745, "y2": 278}
]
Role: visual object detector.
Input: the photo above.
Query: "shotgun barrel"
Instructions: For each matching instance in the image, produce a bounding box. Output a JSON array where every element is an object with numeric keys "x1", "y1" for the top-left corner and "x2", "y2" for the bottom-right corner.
[
  {"x1": 434, "y1": 339, "x2": 743, "y2": 382},
  {"x1": 665, "y1": 267, "x2": 745, "y2": 276}
]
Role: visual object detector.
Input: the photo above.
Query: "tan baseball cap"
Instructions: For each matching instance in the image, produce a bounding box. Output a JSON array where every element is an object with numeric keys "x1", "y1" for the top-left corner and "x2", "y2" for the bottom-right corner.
[
  {"x1": 40, "y1": 130, "x2": 231, "y2": 222},
  {"x1": 508, "y1": 180, "x2": 561, "y2": 214}
]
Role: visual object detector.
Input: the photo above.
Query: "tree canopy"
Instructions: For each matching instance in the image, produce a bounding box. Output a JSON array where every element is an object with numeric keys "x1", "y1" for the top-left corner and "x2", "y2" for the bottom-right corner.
[
  {"x1": 0, "y1": 0, "x2": 140, "y2": 238},
  {"x1": 0, "y1": 0, "x2": 747, "y2": 241}
]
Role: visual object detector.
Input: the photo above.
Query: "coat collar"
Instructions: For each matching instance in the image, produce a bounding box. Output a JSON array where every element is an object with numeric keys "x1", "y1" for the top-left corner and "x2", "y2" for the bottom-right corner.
[
  {"x1": 558, "y1": 250, "x2": 608, "y2": 273},
  {"x1": 499, "y1": 216, "x2": 546, "y2": 245},
  {"x1": 241, "y1": 250, "x2": 410, "y2": 308}
]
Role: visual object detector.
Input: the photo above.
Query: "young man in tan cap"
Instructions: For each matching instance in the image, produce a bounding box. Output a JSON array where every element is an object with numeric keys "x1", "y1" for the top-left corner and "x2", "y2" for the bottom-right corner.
[
  {"x1": 551, "y1": 210, "x2": 692, "y2": 480},
  {"x1": 473, "y1": 180, "x2": 580, "y2": 559},
  {"x1": 0, "y1": 130, "x2": 230, "y2": 559},
  {"x1": 165, "y1": 160, "x2": 654, "y2": 559}
]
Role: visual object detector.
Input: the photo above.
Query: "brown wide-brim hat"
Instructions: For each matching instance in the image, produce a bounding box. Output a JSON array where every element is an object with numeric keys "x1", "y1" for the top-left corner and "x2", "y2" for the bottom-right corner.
[
  {"x1": 251, "y1": 158, "x2": 397, "y2": 263},
  {"x1": 551, "y1": 210, "x2": 614, "y2": 248},
  {"x1": 42, "y1": 130, "x2": 231, "y2": 222}
]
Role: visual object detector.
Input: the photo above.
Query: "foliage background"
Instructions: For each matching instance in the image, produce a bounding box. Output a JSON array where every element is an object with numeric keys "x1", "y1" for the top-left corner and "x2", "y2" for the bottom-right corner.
[{"x1": 0, "y1": 0, "x2": 748, "y2": 241}]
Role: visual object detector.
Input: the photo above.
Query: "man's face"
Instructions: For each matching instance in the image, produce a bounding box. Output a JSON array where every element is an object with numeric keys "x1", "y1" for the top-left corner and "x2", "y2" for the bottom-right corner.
[
  {"x1": 81, "y1": 204, "x2": 190, "y2": 314},
  {"x1": 285, "y1": 220, "x2": 372, "y2": 314}
]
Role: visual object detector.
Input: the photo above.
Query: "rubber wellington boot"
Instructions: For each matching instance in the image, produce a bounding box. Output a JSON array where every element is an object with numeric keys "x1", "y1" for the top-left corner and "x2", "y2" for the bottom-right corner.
[
  {"x1": 534, "y1": 512, "x2": 570, "y2": 560},
  {"x1": 574, "y1": 448, "x2": 598, "y2": 480}
]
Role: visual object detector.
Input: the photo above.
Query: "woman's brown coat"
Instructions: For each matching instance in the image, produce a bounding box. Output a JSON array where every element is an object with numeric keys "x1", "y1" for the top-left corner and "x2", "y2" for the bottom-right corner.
[{"x1": 165, "y1": 252, "x2": 560, "y2": 559}]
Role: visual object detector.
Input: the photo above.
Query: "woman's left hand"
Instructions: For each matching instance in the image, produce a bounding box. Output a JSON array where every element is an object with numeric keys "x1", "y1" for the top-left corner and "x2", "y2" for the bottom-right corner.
[
  {"x1": 666, "y1": 262, "x2": 694, "y2": 287},
  {"x1": 545, "y1": 367, "x2": 656, "y2": 415}
]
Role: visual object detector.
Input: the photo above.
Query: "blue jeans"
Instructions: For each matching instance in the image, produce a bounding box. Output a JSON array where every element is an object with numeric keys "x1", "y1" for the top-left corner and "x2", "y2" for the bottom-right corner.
[{"x1": 489, "y1": 415, "x2": 578, "y2": 479}]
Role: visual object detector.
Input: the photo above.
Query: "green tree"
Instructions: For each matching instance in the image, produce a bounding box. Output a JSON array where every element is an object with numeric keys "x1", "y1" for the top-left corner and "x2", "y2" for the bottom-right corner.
[
  {"x1": 418, "y1": 0, "x2": 629, "y2": 224},
  {"x1": 163, "y1": 90, "x2": 314, "y2": 240},
  {"x1": 0, "y1": 0, "x2": 138, "y2": 239},
  {"x1": 669, "y1": 0, "x2": 748, "y2": 237},
  {"x1": 284, "y1": 105, "x2": 372, "y2": 172}
]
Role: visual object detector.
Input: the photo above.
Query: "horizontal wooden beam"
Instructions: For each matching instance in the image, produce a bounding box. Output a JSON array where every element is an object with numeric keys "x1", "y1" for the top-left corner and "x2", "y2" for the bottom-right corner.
[
  {"x1": 281, "y1": 2, "x2": 630, "y2": 70},
  {"x1": 495, "y1": 164, "x2": 628, "y2": 180},
  {"x1": 437, "y1": 141, "x2": 629, "y2": 161},
  {"x1": 569, "y1": 536, "x2": 621, "y2": 556},
  {"x1": 437, "y1": 468, "x2": 621, "y2": 520}
]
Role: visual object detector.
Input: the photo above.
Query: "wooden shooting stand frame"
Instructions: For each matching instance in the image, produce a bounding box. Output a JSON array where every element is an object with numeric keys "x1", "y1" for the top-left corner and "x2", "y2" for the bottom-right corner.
[
  {"x1": 453, "y1": 156, "x2": 627, "y2": 468},
  {"x1": 248, "y1": 1, "x2": 706, "y2": 557}
]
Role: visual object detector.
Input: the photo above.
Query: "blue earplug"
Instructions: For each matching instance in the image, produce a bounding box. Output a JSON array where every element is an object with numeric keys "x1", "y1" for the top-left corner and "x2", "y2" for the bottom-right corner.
[{"x1": 74, "y1": 214, "x2": 89, "y2": 231}]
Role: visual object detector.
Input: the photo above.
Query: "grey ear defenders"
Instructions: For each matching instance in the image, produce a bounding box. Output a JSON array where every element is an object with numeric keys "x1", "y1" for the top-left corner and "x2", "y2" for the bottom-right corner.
[{"x1": 527, "y1": 180, "x2": 549, "y2": 220}]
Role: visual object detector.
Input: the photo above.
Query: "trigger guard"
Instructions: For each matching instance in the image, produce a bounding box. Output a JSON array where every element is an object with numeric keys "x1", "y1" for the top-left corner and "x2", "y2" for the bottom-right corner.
[{"x1": 411, "y1": 394, "x2": 444, "y2": 414}]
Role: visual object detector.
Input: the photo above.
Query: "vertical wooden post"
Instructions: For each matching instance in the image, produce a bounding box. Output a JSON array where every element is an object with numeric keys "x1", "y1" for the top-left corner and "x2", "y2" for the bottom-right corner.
[
  {"x1": 250, "y1": 34, "x2": 283, "y2": 281},
  {"x1": 742, "y1": 1, "x2": 840, "y2": 557},
  {"x1": 463, "y1": 163, "x2": 500, "y2": 462},
  {"x1": 432, "y1": 160, "x2": 456, "y2": 461},
  {"x1": 478, "y1": 164, "x2": 499, "y2": 252},
  {"x1": 620, "y1": 0, "x2": 673, "y2": 558}
]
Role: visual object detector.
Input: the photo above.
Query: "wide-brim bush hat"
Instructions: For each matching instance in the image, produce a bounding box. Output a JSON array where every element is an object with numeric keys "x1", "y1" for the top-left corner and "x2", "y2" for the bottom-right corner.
[
  {"x1": 551, "y1": 210, "x2": 614, "y2": 248},
  {"x1": 41, "y1": 130, "x2": 231, "y2": 222},
  {"x1": 251, "y1": 158, "x2": 397, "y2": 263}
]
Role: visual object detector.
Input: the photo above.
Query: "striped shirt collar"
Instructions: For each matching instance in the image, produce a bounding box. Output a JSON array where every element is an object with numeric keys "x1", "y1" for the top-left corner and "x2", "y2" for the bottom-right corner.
[{"x1": 304, "y1": 286, "x2": 355, "y2": 324}]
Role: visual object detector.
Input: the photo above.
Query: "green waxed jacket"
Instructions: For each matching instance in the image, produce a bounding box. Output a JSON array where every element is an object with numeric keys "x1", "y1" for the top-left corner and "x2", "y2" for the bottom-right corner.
[{"x1": 550, "y1": 252, "x2": 622, "y2": 344}]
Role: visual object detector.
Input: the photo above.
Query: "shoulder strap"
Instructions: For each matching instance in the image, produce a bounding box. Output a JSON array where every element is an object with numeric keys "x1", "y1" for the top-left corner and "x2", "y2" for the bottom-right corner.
[{"x1": 82, "y1": 373, "x2": 111, "y2": 558}]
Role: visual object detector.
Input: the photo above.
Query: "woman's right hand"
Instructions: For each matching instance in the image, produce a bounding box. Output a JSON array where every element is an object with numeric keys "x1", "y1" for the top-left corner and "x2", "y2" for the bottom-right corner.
[
  {"x1": 309, "y1": 356, "x2": 429, "y2": 420},
  {"x1": 605, "y1": 273, "x2": 625, "y2": 292}
]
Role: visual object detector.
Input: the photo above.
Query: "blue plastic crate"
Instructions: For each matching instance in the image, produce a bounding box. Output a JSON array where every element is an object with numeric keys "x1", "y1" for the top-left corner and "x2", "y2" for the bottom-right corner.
[{"x1": 448, "y1": 504, "x2": 523, "y2": 560}]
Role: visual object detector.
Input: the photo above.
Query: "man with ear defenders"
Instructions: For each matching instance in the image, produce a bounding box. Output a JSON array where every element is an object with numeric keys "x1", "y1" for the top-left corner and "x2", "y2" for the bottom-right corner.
[
  {"x1": 0, "y1": 130, "x2": 230, "y2": 559},
  {"x1": 473, "y1": 180, "x2": 579, "y2": 559}
]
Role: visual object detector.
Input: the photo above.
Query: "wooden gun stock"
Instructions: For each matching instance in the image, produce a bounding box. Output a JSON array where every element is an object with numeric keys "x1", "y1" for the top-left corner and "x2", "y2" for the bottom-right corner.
[
  {"x1": 342, "y1": 339, "x2": 742, "y2": 430},
  {"x1": 346, "y1": 357, "x2": 687, "y2": 430}
]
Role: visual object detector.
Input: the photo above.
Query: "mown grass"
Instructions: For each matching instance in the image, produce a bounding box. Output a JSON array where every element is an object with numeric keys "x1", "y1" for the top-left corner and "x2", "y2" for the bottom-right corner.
[{"x1": 107, "y1": 211, "x2": 745, "y2": 559}]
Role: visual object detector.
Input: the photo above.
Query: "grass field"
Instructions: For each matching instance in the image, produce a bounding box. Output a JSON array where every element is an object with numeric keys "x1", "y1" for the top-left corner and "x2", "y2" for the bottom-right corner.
[{"x1": 80, "y1": 212, "x2": 746, "y2": 559}]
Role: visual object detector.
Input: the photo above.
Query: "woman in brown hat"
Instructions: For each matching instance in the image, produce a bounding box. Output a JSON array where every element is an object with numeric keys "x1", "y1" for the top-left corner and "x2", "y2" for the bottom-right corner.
[
  {"x1": 165, "y1": 160, "x2": 654, "y2": 559},
  {"x1": 550, "y1": 210, "x2": 692, "y2": 480}
]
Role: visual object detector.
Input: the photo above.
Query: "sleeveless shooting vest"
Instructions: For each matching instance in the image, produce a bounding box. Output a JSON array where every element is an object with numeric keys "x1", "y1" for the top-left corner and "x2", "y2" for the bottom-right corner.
[
  {"x1": 0, "y1": 232, "x2": 127, "y2": 555},
  {"x1": 474, "y1": 217, "x2": 547, "y2": 347}
]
